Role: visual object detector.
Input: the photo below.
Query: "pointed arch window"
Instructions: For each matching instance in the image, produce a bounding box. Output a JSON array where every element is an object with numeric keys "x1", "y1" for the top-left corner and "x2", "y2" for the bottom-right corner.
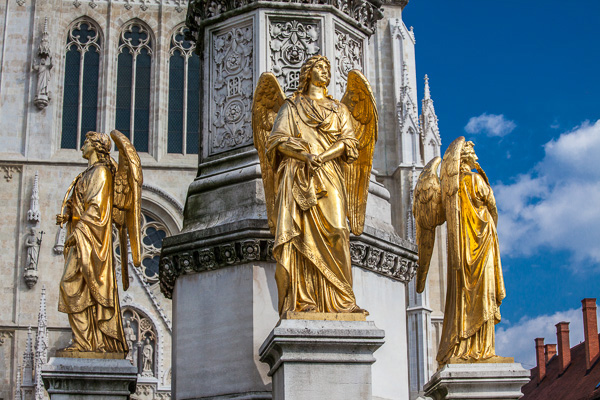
[
  {"x1": 167, "y1": 26, "x2": 199, "y2": 155},
  {"x1": 61, "y1": 21, "x2": 101, "y2": 149},
  {"x1": 116, "y1": 22, "x2": 153, "y2": 153}
]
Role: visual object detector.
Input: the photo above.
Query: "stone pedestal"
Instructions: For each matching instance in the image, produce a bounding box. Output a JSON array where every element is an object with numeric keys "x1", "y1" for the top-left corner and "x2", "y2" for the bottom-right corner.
[
  {"x1": 259, "y1": 318, "x2": 385, "y2": 400},
  {"x1": 423, "y1": 363, "x2": 530, "y2": 400},
  {"x1": 42, "y1": 357, "x2": 137, "y2": 400}
]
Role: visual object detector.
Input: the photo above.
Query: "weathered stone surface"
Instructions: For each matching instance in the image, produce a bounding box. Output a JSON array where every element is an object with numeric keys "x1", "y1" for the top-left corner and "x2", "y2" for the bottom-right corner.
[
  {"x1": 423, "y1": 363, "x2": 530, "y2": 400},
  {"x1": 259, "y1": 319, "x2": 385, "y2": 400},
  {"x1": 42, "y1": 357, "x2": 137, "y2": 399}
]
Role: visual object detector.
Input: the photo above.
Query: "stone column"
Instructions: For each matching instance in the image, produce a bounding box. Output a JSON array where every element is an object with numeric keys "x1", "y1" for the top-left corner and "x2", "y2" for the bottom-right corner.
[
  {"x1": 423, "y1": 363, "x2": 530, "y2": 400},
  {"x1": 42, "y1": 357, "x2": 137, "y2": 400},
  {"x1": 259, "y1": 318, "x2": 385, "y2": 400}
]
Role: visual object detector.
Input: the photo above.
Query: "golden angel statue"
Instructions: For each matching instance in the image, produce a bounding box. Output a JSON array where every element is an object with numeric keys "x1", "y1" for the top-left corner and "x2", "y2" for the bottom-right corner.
[
  {"x1": 56, "y1": 130, "x2": 142, "y2": 355},
  {"x1": 413, "y1": 137, "x2": 506, "y2": 365},
  {"x1": 252, "y1": 55, "x2": 377, "y2": 316}
]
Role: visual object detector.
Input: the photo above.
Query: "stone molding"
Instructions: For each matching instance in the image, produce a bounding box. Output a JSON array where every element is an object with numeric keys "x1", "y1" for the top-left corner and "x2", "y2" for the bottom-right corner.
[
  {"x1": 187, "y1": 0, "x2": 384, "y2": 42},
  {"x1": 159, "y1": 229, "x2": 417, "y2": 299}
]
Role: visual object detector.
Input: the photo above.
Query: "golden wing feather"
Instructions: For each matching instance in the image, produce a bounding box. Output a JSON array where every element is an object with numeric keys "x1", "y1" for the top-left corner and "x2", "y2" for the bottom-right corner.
[
  {"x1": 252, "y1": 72, "x2": 285, "y2": 235},
  {"x1": 341, "y1": 70, "x2": 378, "y2": 235},
  {"x1": 440, "y1": 136, "x2": 464, "y2": 272},
  {"x1": 110, "y1": 130, "x2": 143, "y2": 291},
  {"x1": 413, "y1": 157, "x2": 445, "y2": 293}
]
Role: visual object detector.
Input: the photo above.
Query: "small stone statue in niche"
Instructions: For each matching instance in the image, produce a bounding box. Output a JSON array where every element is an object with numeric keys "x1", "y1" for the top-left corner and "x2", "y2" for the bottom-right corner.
[
  {"x1": 124, "y1": 320, "x2": 136, "y2": 363},
  {"x1": 33, "y1": 18, "x2": 53, "y2": 109},
  {"x1": 142, "y1": 338, "x2": 153, "y2": 376}
]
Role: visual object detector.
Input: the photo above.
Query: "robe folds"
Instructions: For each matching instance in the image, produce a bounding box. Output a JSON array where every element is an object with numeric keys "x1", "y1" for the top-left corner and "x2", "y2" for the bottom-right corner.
[
  {"x1": 438, "y1": 171, "x2": 506, "y2": 364},
  {"x1": 266, "y1": 93, "x2": 361, "y2": 315},
  {"x1": 58, "y1": 162, "x2": 126, "y2": 353}
]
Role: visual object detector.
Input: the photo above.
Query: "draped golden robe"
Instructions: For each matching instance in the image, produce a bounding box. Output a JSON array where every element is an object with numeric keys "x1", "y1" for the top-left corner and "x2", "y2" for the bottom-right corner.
[
  {"x1": 266, "y1": 94, "x2": 361, "y2": 315},
  {"x1": 438, "y1": 171, "x2": 506, "y2": 364},
  {"x1": 58, "y1": 162, "x2": 127, "y2": 353}
]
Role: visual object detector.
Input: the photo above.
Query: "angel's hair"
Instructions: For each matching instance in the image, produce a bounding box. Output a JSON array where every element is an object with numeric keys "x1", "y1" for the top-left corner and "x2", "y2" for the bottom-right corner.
[
  {"x1": 460, "y1": 141, "x2": 490, "y2": 185},
  {"x1": 86, "y1": 131, "x2": 111, "y2": 156},
  {"x1": 296, "y1": 55, "x2": 331, "y2": 97}
]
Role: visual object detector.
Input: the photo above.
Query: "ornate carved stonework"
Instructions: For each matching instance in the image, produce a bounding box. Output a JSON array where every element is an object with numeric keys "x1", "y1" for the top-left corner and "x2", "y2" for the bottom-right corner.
[
  {"x1": 159, "y1": 236, "x2": 417, "y2": 299},
  {"x1": 209, "y1": 24, "x2": 253, "y2": 155},
  {"x1": 0, "y1": 330, "x2": 13, "y2": 346},
  {"x1": 334, "y1": 28, "x2": 363, "y2": 97},
  {"x1": 187, "y1": 0, "x2": 383, "y2": 40},
  {"x1": 269, "y1": 19, "x2": 321, "y2": 95},
  {"x1": 2, "y1": 165, "x2": 22, "y2": 182}
]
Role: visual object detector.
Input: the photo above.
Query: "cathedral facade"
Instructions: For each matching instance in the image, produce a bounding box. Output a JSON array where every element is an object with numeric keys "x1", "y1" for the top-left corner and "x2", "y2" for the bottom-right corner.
[{"x1": 0, "y1": 0, "x2": 445, "y2": 398}]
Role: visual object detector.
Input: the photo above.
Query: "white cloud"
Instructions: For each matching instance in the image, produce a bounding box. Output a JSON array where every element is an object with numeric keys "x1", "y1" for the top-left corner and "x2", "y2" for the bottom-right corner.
[
  {"x1": 496, "y1": 307, "x2": 600, "y2": 368},
  {"x1": 464, "y1": 113, "x2": 516, "y2": 137},
  {"x1": 495, "y1": 120, "x2": 600, "y2": 267}
]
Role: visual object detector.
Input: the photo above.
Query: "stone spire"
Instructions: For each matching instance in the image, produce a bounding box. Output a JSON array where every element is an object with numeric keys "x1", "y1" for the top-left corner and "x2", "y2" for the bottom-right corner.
[
  {"x1": 22, "y1": 327, "x2": 34, "y2": 387},
  {"x1": 420, "y1": 74, "x2": 441, "y2": 164},
  {"x1": 34, "y1": 286, "x2": 48, "y2": 400},
  {"x1": 15, "y1": 364, "x2": 22, "y2": 400},
  {"x1": 27, "y1": 172, "x2": 40, "y2": 224}
]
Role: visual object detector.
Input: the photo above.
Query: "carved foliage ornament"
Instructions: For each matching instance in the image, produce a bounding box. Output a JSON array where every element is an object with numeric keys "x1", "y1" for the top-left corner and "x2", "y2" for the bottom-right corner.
[
  {"x1": 334, "y1": 29, "x2": 363, "y2": 97},
  {"x1": 187, "y1": 0, "x2": 383, "y2": 35},
  {"x1": 210, "y1": 25, "x2": 253, "y2": 154},
  {"x1": 159, "y1": 238, "x2": 416, "y2": 299},
  {"x1": 269, "y1": 19, "x2": 320, "y2": 95}
]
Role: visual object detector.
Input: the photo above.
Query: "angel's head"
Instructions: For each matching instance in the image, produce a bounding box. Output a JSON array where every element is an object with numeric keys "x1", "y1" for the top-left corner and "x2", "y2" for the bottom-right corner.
[
  {"x1": 296, "y1": 55, "x2": 331, "y2": 95},
  {"x1": 82, "y1": 131, "x2": 111, "y2": 161},
  {"x1": 460, "y1": 141, "x2": 478, "y2": 170}
]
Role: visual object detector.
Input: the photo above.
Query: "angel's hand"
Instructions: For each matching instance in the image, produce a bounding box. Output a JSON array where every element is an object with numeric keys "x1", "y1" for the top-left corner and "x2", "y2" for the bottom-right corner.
[
  {"x1": 304, "y1": 153, "x2": 322, "y2": 171},
  {"x1": 56, "y1": 214, "x2": 70, "y2": 226}
]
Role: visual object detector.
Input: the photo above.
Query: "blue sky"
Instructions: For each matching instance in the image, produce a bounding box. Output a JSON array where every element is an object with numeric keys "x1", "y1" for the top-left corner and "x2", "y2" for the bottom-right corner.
[{"x1": 403, "y1": 0, "x2": 600, "y2": 368}]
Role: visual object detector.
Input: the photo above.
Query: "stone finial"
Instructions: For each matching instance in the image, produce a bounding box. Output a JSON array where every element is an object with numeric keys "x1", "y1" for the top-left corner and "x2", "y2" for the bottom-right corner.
[
  {"x1": 27, "y1": 171, "x2": 41, "y2": 224},
  {"x1": 53, "y1": 225, "x2": 67, "y2": 254},
  {"x1": 35, "y1": 286, "x2": 48, "y2": 363},
  {"x1": 402, "y1": 61, "x2": 410, "y2": 88},
  {"x1": 423, "y1": 74, "x2": 431, "y2": 100}
]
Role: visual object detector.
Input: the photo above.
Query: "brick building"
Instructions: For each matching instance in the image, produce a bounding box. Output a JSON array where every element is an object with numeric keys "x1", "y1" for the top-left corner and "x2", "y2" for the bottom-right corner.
[{"x1": 522, "y1": 298, "x2": 600, "y2": 400}]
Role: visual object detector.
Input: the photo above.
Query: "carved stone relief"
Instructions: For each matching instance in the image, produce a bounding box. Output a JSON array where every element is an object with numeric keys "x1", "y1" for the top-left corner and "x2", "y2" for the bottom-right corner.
[
  {"x1": 159, "y1": 237, "x2": 417, "y2": 299},
  {"x1": 2, "y1": 165, "x2": 22, "y2": 182},
  {"x1": 269, "y1": 19, "x2": 321, "y2": 96},
  {"x1": 334, "y1": 28, "x2": 363, "y2": 98},
  {"x1": 122, "y1": 307, "x2": 158, "y2": 377},
  {"x1": 209, "y1": 24, "x2": 253, "y2": 155}
]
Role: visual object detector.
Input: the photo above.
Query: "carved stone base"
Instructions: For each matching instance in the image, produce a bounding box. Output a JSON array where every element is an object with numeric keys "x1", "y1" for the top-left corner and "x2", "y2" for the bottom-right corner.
[
  {"x1": 259, "y1": 319, "x2": 385, "y2": 400},
  {"x1": 54, "y1": 350, "x2": 126, "y2": 359},
  {"x1": 423, "y1": 363, "x2": 530, "y2": 400},
  {"x1": 42, "y1": 357, "x2": 137, "y2": 399}
]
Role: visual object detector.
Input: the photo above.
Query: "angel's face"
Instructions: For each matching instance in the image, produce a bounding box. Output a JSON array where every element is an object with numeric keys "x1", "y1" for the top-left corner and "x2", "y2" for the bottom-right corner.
[
  {"x1": 81, "y1": 139, "x2": 94, "y2": 160},
  {"x1": 310, "y1": 61, "x2": 330, "y2": 87}
]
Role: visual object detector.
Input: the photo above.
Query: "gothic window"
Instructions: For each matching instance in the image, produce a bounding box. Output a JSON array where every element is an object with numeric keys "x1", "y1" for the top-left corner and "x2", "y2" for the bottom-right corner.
[
  {"x1": 116, "y1": 22, "x2": 153, "y2": 153},
  {"x1": 122, "y1": 307, "x2": 158, "y2": 377},
  {"x1": 167, "y1": 26, "x2": 200, "y2": 155},
  {"x1": 61, "y1": 20, "x2": 101, "y2": 149},
  {"x1": 114, "y1": 211, "x2": 168, "y2": 284}
]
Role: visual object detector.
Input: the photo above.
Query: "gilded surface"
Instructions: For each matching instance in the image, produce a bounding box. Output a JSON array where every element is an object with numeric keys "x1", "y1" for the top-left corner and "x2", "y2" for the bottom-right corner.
[
  {"x1": 252, "y1": 55, "x2": 377, "y2": 316},
  {"x1": 413, "y1": 137, "x2": 506, "y2": 365},
  {"x1": 56, "y1": 130, "x2": 142, "y2": 355}
]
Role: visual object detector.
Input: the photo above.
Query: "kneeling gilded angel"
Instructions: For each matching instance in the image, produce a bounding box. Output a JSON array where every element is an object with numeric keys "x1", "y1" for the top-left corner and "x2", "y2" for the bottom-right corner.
[{"x1": 252, "y1": 55, "x2": 377, "y2": 316}]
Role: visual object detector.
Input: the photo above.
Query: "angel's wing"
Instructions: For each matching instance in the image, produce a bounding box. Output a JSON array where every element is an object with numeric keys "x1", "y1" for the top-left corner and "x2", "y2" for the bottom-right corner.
[
  {"x1": 252, "y1": 72, "x2": 285, "y2": 235},
  {"x1": 413, "y1": 156, "x2": 445, "y2": 293},
  {"x1": 440, "y1": 136, "x2": 464, "y2": 273},
  {"x1": 111, "y1": 130, "x2": 143, "y2": 291},
  {"x1": 341, "y1": 70, "x2": 378, "y2": 236}
]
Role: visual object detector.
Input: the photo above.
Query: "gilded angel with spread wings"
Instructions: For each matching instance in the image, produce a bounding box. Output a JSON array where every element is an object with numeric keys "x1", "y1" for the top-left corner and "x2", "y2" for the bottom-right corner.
[
  {"x1": 252, "y1": 55, "x2": 377, "y2": 316},
  {"x1": 413, "y1": 137, "x2": 507, "y2": 365},
  {"x1": 56, "y1": 130, "x2": 142, "y2": 355}
]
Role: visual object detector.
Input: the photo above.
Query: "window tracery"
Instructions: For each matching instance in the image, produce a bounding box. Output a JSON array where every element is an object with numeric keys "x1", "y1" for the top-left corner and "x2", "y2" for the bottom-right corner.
[
  {"x1": 61, "y1": 20, "x2": 102, "y2": 149},
  {"x1": 116, "y1": 21, "x2": 154, "y2": 153},
  {"x1": 167, "y1": 25, "x2": 199, "y2": 155},
  {"x1": 114, "y1": 212, "x2": 168, "y2": 284}
]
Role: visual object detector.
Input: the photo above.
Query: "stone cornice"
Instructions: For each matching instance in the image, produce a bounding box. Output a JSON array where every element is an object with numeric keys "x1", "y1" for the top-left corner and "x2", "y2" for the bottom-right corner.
[
  {"x1": 186, "y1": 0, "x2": 384, "y2": 43},
  {"x1": 159, "y1": 224, "x2": 417, "y2": 299}
]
